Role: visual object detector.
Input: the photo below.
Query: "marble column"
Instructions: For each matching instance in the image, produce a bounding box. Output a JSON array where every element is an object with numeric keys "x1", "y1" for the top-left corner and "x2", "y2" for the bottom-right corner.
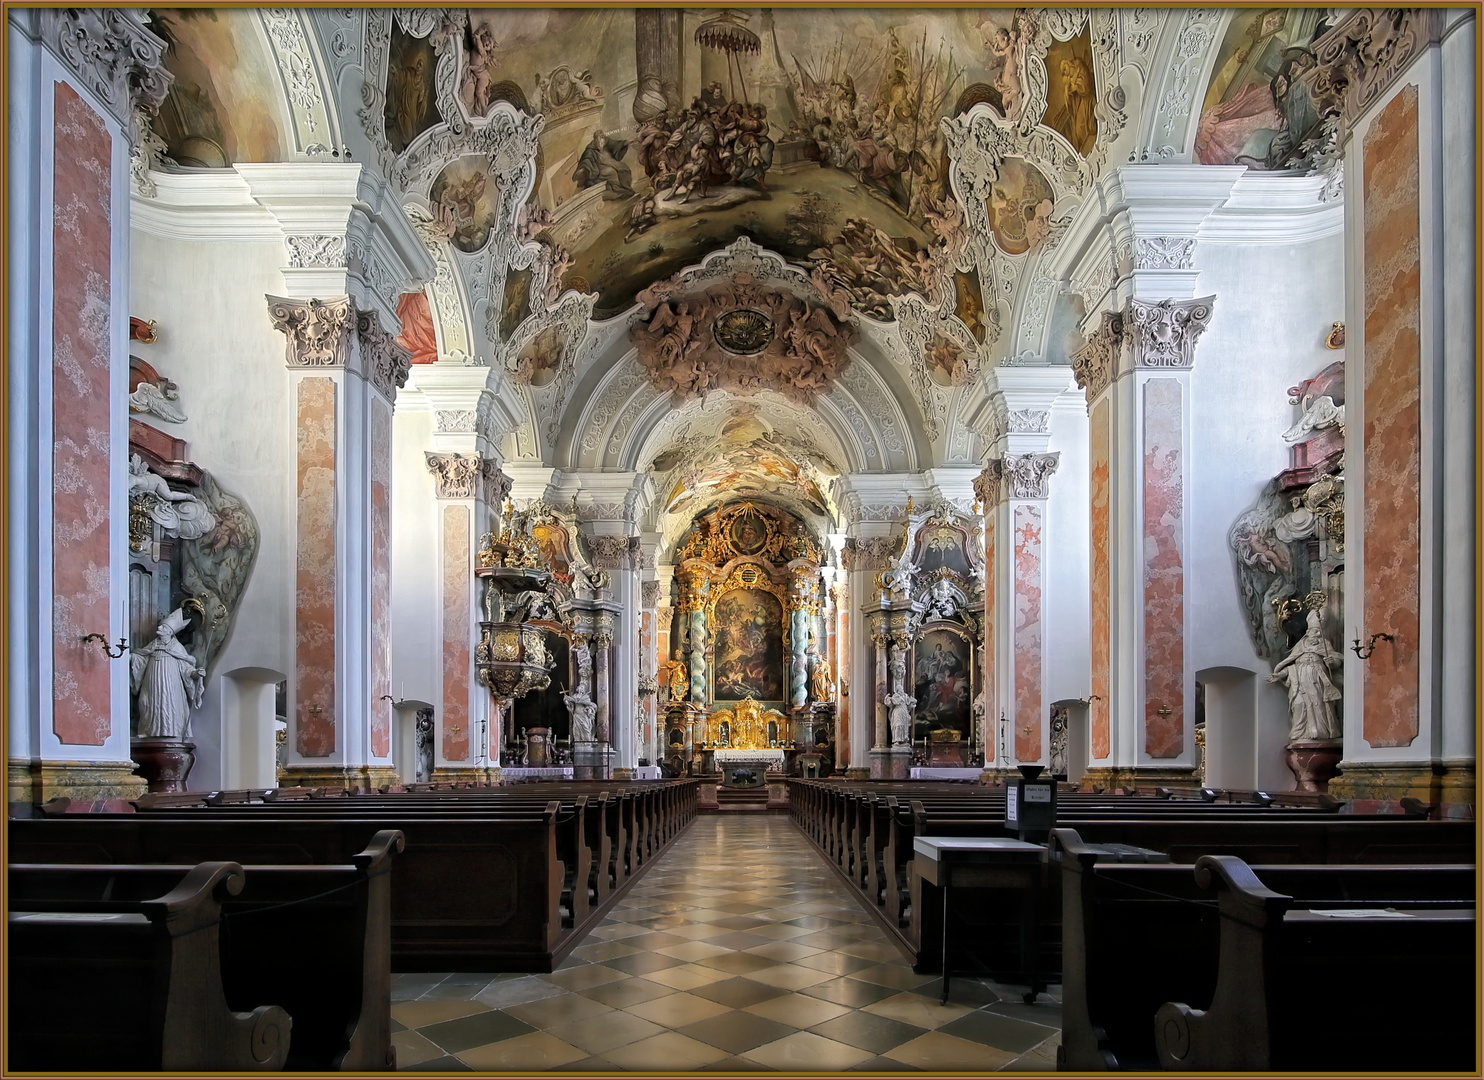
[
  {"x1": 268, "y1": 297, "x2": 412, "y2": 792},
  {"x1": 1073, "y1": 296, "x2": 1213, "y2": 784},
  {"x1": 7, "y1": 10, "x2": 170, "y2": 804},
  {"x1": 871, "y1": 630, "x2": 890, "y2": 749},
  {"x1": 980, "y1": 452, "x2": 1059, "y2": 770},
  {"x1": 423, "y1": 452, "x2": 486, "y2": 780},
  {"x1": 592, "y1": 629, "x2": 614, "y2": 746}
]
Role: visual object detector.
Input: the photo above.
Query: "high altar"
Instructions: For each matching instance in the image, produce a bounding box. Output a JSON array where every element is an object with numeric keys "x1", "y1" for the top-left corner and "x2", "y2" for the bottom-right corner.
[{"x1": 661, "y1": 502, "x2": 839, "y2": 779}]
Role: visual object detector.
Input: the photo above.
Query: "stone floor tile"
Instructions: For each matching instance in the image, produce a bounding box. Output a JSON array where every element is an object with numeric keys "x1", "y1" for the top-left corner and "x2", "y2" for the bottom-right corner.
[
  {"x1": 390, "y1": 999, "x2": 491, "y2": 1029},
  {"x1": 456, "y1": 1031, "x2": 590, "y2": 1070},
  {"x1": 623, "y1": 990, "x2": 734, "y2": 1026},
  {"x1": 656, "y1": 939, "x2": 735, "y2": 961},
  {"x1": 881, "y1": 1029, "x2": 1018, "y2": 1070},
  {"x1": 503, "y1": 991, "x2": 614, "y2": 1029},
  {"x1": 390, "y1": 1029, "x2": 444, "y2": 1067},
  {"x1": 937, "y1": 1008, "x2": 1060, "y2": 1053},
  {"x1": 546, "y1": 1008, "x2": 666, "y2": 1054},
  {"x1": 848, "y1": 963, "x2": 941, "y2": 991},
  {"x1": 739, "y1": 963, "x2": 837, "y2": 991},
  {"x1": 402, "y1": 1054, "x2": 471, "y2": 1070},
  {"x1": 418, "y1": 1010, "x2": 536, "y2": 1054},
  {"x1": 742, "y1": 1030, "x2": 875, "y2": 1070},
  {"x1": 677, "y1": 1010, "x2": 801, "y2": 1055},
  {"x1": 689, "y1": 976, "x2": 791, "y2": 1009},
  {"x1": 569, "y1": 939, "x2": 644, "y2": 963},
  {"x1": 800, "y1": 976, "x2": 904, "y2": 1009},
  {"x1": 793, "y1": 950, "x2": 878, "y2": 976},
  {"x1": 861, "y1": 991, "x2": 974, "y2": 1030},
  {"x1": 808, "y1": 1010, "x2": 930, "y2": 1055},
  {"x1": 538, "y1": 963, "x2": 628, "y2": 991},
  {"x1": 471, "y1": 975, "x2": 568, "y2": 1010},
  {"x1": 742, "y1": 990, "x2": 852, "y2": 1028},
  {"x1": 744, "y1": 939, "x2": 824, "y2": 962},
  {"x1": 603, "y1": 950, "x2": 689, "y2": 976},
  {"x1": 695, "y1": 950, "x2": 777, "y2": 975},
  {"x1": 602, "y1": 1031, "x2": 733, "y2": 1070},
  {"x1": 575, "y1": 975, "x2": 678, "y2": 1009},
  {"x1": 643, "y1": 962, "x2": 736, "y2": 991}
]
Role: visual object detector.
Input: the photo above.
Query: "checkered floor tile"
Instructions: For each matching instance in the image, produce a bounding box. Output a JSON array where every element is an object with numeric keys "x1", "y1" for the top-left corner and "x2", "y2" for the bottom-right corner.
[{"x1": 392, "y1": 815, "x2": 1061, "y2": 1071}]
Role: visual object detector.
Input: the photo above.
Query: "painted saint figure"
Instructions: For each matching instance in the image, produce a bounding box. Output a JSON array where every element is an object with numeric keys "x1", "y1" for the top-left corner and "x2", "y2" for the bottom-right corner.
[{"x1": 573, "y1": 130, "x2": 635, "y2": 200}]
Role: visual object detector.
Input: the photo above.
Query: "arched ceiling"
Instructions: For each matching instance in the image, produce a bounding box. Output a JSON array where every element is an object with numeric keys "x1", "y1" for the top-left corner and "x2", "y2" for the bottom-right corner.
[{"x1": 140, "y1": 8, "x2": 1289, "y2": 507}]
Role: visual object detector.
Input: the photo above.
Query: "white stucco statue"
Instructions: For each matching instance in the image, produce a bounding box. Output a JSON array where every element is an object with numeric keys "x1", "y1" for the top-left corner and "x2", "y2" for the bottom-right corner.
[
  {"x1": 128, "y1": 454, "x2": 216, "y2": 539},
  {"x1": 130, "y1": 607, "x2": 205, "y2": 739},
  {"x1": 565, "y1": 640, "x2": 597, "y2": 742},
  {"x1": 565, "y1": 689, "x2": 597, "y2": 743},
  {"x1": 1268, "y1": 610, "x2": 1344, "y2": 742},
  {"x1": 887, "y1": 642, "x2": 907, "y2": 695},
  {"x1": 885, "y1": 691, "x2": 916, "y2": 747}
]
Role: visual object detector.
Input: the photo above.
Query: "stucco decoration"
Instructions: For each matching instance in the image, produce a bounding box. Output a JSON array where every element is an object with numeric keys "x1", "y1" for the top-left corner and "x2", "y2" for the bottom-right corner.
[
  {"x1": 1142, "y1": 8, "x2": 1225, "y2": 157},
  {"x1": 425, "y1": 451, "x2": 484, "y2": 499},
  {"x1": 259, "y1": 9, "x2": 335, "y2": 156},
  {"x1": 40, "y1": 8, "x2": 172, "y2": 128},
  {"x1": 1124, "y1": 296, "x2": 1215, "y2": 368},
  {"x1": 587, "y1": 534, "x2": 640, "y2": 570},
  {"x1": 631, "y1": 274, "x2": 853, "y2": 407},
  {"x1": 267, "y1": 295, "x2": 356, "y2": 367},
  {"x1": 357, "y1": 310, "x2": 413, "y2": 403},
  {"x1": 178, "y1": 469, "x2": 260, "y2": 678},
  {"x1": 1001, "y1": 452, "x2": 1060, "y2": 500},
  {"x1": 942, "y1": 98, "x2": 1087, "y2": 363},
  {"x1": 1071, "y1": 310, "x2": 1123, "y2": 407}
]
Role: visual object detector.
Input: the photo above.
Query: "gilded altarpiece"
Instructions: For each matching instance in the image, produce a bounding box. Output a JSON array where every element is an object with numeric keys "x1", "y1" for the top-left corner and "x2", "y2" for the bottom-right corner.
[{"x1": 674, "y1": 503, "x2": 826, "y2": 770}]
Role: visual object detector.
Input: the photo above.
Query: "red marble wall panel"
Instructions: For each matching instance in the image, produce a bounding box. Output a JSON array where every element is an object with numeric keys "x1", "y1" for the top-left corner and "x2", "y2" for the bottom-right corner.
[
  {"x1": 1361, "y1": 84, "x2": 1422, "y2": 748},
  {"x1": 1089, "y1": 402, "x2": 1111, "y2": 759},
  {"x1": 51, "y1": 83, "x2": 114, "y2": 745},
  {"x1": 296, "y1": 377, "x2": 337, "y2": 757},
  {"x1": 639, "y1": 609, "x2": 654, "y2": 753},
  {"x1": 1142, "y1": 378, "x2": 1184, "y2": 759},
  {"x1": 1013, "y1": 504, "x2": 1043, "y2": 761},
  {"x1": 442, "y1": 505, "x2": 471, "y2": 761},
  {"x1": 983, "y1": 514, "x2": 997, "y2": 762},
  {"x1": 370, "y1": 399, "x2": 392, "y2": 758},
  {"x1": 838, "y1": 610, "x2": 849, "y2": 765}
]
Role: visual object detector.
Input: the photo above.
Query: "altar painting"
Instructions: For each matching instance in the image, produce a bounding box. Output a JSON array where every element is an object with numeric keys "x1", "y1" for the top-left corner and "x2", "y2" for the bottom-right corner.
[
  {"x1": 712, "y1": 588, "x2": 784, "y2": 702},
  {"x1": 913, "y1": 628, "x2": 972, "y2": 734}
]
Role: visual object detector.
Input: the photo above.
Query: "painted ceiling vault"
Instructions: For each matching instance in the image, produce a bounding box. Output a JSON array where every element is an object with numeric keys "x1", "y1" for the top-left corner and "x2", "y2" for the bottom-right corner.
[{"x1": 141, "y1": 7, "x2": 1283, "y2": 535}]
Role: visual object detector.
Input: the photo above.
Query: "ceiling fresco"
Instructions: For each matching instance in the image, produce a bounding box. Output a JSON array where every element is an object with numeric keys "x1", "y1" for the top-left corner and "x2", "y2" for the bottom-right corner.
[
  {"x1": 149, "y1": 9, "x2": 286, "y2": 166},
  {"x1": 133, "y1": 7, "x2": 1295, "y2": 525}
]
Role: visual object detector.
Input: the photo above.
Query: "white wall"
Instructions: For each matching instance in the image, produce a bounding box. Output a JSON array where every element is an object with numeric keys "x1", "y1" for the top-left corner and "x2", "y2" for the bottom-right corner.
[
  {"x1": 390, "y1": 406, "x2": 440, "y2": 707},
  {"x1": 1188, "y1": 228, "x2": 1345, "y2": 679},
  {"x1": 130, "y1": 229, "x2": 292, "y2": 789},
  {"x1": 1044, "y1": 392, "x2": 1091, "y2": 704}
]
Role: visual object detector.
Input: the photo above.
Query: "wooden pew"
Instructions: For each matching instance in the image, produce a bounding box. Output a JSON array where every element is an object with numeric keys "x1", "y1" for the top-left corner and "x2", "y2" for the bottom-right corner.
[
  {"x1": 1154, "y1": 855, "x2": 1476, "y2": 1072},
  {"x1": 9, "y1": 810, "x2": 563, "y2": 972},
  {"x1": 10, "y1": 829, "x2": 402, "y2": 1070},
  {"x1": 7, "y1": 861, "x2": 292, "y2": 1071}
]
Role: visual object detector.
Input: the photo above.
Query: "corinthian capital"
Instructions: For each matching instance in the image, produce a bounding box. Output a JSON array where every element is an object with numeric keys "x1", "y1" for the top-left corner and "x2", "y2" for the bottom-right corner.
[
  {"x1": 425, "y1": 452, "x2": 484, "y2": 499},
  {"x1": 1071, "y1": 311, "x2": 1123, "y2": 406},
  {"x1": 975, "y1": 459, "x2": 1005, "y2": 510},
  {"x1": 267, "y1": 295, "x2": 356, "y2": 368},
  {"x1": 1002, "y1": 453, "x2": 1060, "y2": 500},
  {"x1": 41, "y1": 9, "x2": 172, "y2": 129},
  {"x1": 357, "y1": 310, "x2": 412, "y2": 403},
  {"x1": 1124, "y1": 296, "x2": 1215, "y2": 370}
]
